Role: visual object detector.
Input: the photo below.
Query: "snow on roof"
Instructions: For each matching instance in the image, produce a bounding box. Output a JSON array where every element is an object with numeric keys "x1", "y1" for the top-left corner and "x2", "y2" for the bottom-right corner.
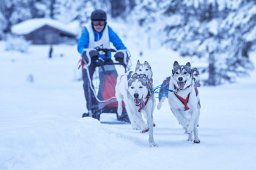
[{"x1": 11, "y1": 18, "x2": 78, "y2": 36}]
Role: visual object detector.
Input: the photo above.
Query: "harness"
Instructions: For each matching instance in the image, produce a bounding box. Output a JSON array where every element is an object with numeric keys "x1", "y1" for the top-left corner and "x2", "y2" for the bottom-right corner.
[
  {"x1": 174, "y1": 93, "x2": 190, "y2": 111},
  {"x1": 174, "y1": 85, "x2": 191, "y2": 111},
  {"x1": 138, "y1": 92, "x2": 151, "y2": 112}
]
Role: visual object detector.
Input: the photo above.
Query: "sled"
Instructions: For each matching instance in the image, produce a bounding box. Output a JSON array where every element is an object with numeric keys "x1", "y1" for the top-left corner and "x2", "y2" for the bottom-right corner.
[{"x1": 90, "y1": 47, "x2": 129, "y2": 123}]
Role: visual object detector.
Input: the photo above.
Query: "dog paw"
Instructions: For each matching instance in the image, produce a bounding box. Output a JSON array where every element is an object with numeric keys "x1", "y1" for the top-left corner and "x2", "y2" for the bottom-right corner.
[
  {"x1": 194, "y1": 139, "x2": 200, "y2": 144},
  {"x1": 141, "y1": 128, "x2": 149, "y2": 133},
  {"x1": 149, "y1": 142, "x2": 158, "y2": 147},
  {"x1": 187, "y1": 137, "x2": 193, "y2": 142}
]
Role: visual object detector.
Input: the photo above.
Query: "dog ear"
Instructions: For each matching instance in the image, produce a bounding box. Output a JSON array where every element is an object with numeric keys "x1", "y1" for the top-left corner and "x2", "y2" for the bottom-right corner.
[
  {"x1": 173, "y1": 61, "x2": 179, "y2": 67},
  {"x1": 172, "y1": 61, "x2": 179, "y2": 75},
  {"x1": 144, "y1": 61, "x2": 151, "y2": 69},
  {"x1": 128, "y1": 78, "x2": 134, "y2": 86},
  {"x1": 192, "y1": 67, "x2": 200, "y2": 75},
  {"x1": 135, "y1": 60, "x2": 140, "y2": 70},
  {"x1": 185, "y1": 62, "x2": 191, "y2": 68}
]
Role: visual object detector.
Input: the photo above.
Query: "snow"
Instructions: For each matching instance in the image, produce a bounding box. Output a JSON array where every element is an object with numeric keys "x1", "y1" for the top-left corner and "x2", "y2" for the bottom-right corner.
[
  {"x1": 0, "y1": 35, "x2": 256, "y2": 170},
  {"x1": 11, "y1": 18, "x2": 77, "y2": 35}
]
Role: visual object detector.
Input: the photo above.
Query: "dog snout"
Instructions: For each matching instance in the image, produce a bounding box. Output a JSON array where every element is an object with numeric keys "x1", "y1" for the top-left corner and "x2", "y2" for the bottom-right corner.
[
  {"x1": 134, "y1": 93, "x2": 139, "y2": 99},
  {"x1": 178, "y1": 77, "x2": 183, "y2": 81}
]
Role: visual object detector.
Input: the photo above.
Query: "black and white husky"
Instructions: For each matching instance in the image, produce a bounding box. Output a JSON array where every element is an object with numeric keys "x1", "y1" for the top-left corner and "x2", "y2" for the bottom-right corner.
[
  {"x1": 115, "y1": 60, "x2": 156, "y2": 146},
  {"x1": 157, "y1": 61, "x2": 201, "y2": 143},
  {"x1": 115, "y1": 60, "x2": 153, "y2": 129},
  {"x1": 127, "y1": 73, "x2": 156, "y2": 146}
]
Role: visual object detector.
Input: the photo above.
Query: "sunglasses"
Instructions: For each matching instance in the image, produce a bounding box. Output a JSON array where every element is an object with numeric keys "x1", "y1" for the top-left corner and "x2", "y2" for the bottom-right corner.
[{"x1": 92, "y1": 21, "x2": 105, "y2": 26}]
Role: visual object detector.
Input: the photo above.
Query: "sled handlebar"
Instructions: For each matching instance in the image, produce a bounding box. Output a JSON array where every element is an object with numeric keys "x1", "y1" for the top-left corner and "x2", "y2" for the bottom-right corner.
[
  {"x1": 95, "y1": 47, "x2": 116, "y2": 54},
  {"x1": 94, "y1": 47, "x2": 126, "y2": 69}
]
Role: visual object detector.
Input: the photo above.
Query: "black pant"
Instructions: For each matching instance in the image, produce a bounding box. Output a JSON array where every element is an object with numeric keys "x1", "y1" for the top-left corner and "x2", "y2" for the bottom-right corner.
[{"x1": 82, "y1": 64, "x2": 98, "y2": 112}]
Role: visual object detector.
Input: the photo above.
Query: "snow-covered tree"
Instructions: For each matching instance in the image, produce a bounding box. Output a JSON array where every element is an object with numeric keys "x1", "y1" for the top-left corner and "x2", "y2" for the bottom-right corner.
[
  {"x1": 53, "y1": 0, "x2": 109, "y2": 25},
  {"x1": 127, "y1": 0, "x2": 161, "y2": 49},
  {"x1": 28, "y1": 0, "x2": 48, "y2": 18},
  {"x1": 160, "y1": 0, "x2": 256, "y2": 85},
  {"x1": 0, "y1": 0, "x2": 31, "y2": 34}
]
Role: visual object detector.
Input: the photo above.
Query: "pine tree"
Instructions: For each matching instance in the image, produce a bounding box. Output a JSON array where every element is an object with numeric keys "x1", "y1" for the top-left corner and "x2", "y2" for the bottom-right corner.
[
  {"x1": 0, "y1": 0, "x2": 31, "y2": 34},
  {"x1": 161, "y1": 0, "x2": 256, "y2": 85}
]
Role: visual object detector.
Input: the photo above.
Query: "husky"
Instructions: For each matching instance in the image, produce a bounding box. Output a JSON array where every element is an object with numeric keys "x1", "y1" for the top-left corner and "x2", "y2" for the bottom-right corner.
[
  {"x1": 192, "y1": 67, "x2": 201, "y2": 108},
  {"x1": 115, "y1": 60, "x2": 153, "y2": 129},
  {"x1": 134, "y1": 60, "x2": 153, "y2": 80},
  {"x1": 126, "y1": 73, "x2": 156, "y2": 146},
  {"x1": 157, "y1": 61, "x2": 201, "y2": 143},
  {"x1": 192, "y1": 67, "x2": 200, "y2": 88}
]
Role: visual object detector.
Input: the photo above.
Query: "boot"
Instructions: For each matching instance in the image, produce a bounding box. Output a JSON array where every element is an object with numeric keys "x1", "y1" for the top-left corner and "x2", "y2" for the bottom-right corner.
[{"x1": 92, "y1": 108, "x2": 101, "y2": 120}]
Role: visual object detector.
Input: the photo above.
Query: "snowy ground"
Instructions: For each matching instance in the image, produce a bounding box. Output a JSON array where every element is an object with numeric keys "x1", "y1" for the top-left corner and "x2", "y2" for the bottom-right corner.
[{"x1": 0, "y1": 41, "x2": 256, "y2": 170}]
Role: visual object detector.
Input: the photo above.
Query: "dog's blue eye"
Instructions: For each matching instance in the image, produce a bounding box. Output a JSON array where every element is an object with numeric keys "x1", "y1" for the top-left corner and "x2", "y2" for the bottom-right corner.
[
  {"x1": 139, "y1": 86, "x2": 143, "y2": 88},
  {"x1": 175, "y1": 72, "x2": 179, "y2": 74},
  {"x1": 184, "y1": 72, "x2": 187, "y2": 74}
]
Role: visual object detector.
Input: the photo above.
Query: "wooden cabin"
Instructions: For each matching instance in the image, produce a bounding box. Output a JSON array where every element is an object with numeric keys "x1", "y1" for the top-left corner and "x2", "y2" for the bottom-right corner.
[{"x1": 11, "y1": 18, "x2": 78, "y2": 44}]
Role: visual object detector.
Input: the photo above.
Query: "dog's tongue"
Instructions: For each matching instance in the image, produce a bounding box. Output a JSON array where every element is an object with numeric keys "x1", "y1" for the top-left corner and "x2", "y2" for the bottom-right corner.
[
  {"x1": 178, "y1": 82, "x2": 185, "y2": 89},
  {"x1": 134, "y1": 98, "x2": 140, "y2": 106}
]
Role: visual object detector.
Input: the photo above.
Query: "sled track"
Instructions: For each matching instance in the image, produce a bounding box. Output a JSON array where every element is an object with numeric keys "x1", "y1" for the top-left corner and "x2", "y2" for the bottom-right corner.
[{"x1": 101, "y1": 124, "x2": 152, "y2": 147}]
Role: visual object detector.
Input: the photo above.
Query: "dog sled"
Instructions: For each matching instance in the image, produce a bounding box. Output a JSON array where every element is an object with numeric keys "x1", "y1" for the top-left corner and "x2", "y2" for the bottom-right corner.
[{"x1": 85, "y1": 47, "x2": 130, "y2": 123}]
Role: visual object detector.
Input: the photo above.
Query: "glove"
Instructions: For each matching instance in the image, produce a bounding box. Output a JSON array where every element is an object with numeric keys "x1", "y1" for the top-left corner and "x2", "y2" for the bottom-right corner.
[
  {"x1": 81, "y1": 49, "x2": 99, "y2": 64},
  {"x1": 89, "y1": 49, "x2": 99, "y2": 62},
  {"x1": 114, "y1": 50, "x2": 130, "y2": 66},
  {"x1": 114, "y1": 51, "x2": 125, "y2": 63}
]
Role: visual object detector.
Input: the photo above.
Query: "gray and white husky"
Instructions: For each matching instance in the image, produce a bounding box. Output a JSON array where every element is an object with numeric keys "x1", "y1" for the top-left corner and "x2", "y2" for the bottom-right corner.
[
  {"x1": 115, "y1": 60, "x2": 156, "y2": 146},
  {"x1": 157, "y1": 61, "x2": 201, "y2": 143},
  {"x1": 127, "y1": 73, "x2": 156, "y2": 146},
  {"x1": 115, "y1": 60, "x2": 153, "y2": 128}
]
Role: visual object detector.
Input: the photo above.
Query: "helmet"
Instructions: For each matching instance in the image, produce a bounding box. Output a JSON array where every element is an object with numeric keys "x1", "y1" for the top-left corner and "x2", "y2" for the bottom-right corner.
[{"x1": 91, "y1": 9, "x2": 107, "y2": 21}]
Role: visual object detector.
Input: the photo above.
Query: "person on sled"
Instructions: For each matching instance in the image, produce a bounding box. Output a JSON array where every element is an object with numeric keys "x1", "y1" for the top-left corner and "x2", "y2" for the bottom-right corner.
[{"x1": 77, "y1": 9, "x2": 129, "y2": 121}]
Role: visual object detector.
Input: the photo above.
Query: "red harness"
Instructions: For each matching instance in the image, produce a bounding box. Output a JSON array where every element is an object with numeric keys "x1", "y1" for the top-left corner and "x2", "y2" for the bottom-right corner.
[
  {"x1": 138, "y1": 96, "x2": 150, "y2": 112},
  {"x1": 174, "y1": 93, "x2": 190, "y2": 111},
  {"x1": 174, "y1": 85, "x2": 191, "y2": 111}
]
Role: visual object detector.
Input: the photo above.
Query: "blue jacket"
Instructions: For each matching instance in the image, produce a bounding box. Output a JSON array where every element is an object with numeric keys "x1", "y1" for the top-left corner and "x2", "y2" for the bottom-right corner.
[{"x1": 77, "y1": 25, "x2": 126, "y2": 59}]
